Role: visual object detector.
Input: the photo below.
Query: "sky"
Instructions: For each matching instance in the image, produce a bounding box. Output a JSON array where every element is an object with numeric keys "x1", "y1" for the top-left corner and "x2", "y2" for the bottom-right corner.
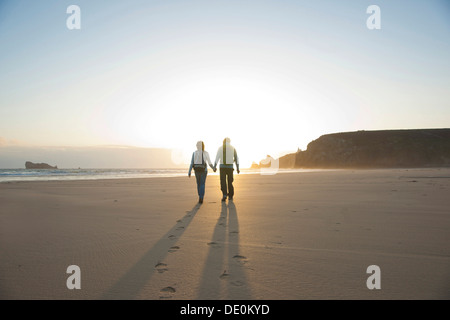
[{"x1": 1, "y1": 0, "x2": 449, "y2": 168}]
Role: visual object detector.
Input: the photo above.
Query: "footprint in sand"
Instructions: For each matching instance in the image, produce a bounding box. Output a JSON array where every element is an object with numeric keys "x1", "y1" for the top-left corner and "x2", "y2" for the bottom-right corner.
[
  {"x1": 168, "y1": 234, "x2": 176, "y2": 240},
  {"x1": 161, "y1": 286, "x2": 176, "y2": 293},
  {"x1": 231, "y1": 280, "x2": 245, "y2": 287},
  {"x1": 160, "y1": 286, "x2": 176, "y2": 299},
  {"x1": 207, "y1": 241, "x2": 221, "y2": 248},
  {"x1": 233, "y1": 255, "x2": 248, "y2": 264},
  {"x1": 168, "y1": 246, "x2": 180, "y2": 253},
  {"x1": 219, "y1": 270, "x2": 229, "y2": 280},
  {"x1": 176, "y1": 226, "x2": 185, "y2": 230},
  {"x1": 155, "y1": 262, "x2": 168, "y2": 274}
]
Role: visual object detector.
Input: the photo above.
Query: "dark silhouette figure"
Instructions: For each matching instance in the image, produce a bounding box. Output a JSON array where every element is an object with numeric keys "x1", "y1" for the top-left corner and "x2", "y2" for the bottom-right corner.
[{"x1": 214, "y1": 138, "x2": 240, "y2": 201}]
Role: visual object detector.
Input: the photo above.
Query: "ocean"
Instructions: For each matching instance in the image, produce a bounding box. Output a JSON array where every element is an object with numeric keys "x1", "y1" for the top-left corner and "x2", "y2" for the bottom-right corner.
[
  {"x1": 0, "y1": 168, "x2": 311, "y2": 183},
  {"x1": 0, "y1": 168, "x2": 190, "y2": 183}
]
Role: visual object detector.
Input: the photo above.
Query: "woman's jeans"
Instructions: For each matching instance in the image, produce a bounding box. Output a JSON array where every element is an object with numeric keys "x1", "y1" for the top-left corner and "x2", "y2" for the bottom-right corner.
[{"x1": 195, "y1": 169, "x2": 207, "y2": 198}]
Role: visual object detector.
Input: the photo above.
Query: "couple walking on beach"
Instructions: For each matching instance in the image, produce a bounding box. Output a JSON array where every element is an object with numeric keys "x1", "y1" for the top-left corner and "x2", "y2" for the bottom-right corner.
[{"x1": 188, "y1": 137, "x2": 240, "y2": 204}]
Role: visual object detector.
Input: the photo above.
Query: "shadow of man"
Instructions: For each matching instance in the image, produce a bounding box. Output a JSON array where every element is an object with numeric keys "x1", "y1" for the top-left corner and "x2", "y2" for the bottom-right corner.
[
  {"x1": 101, "y1": 204, "x2": 201, "y2": 299},
  {"x1": 197, "y1": 201, "x2": 252, "y2": 299}
]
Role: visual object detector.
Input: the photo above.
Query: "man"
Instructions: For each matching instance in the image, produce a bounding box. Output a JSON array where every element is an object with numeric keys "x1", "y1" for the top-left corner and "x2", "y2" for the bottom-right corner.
[{"x1": 214, "y1": 137, "x2": 240, "y2": 201}]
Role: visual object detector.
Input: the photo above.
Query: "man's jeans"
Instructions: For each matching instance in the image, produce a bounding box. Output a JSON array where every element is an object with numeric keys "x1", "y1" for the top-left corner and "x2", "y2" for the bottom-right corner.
[{"x1": 220, "y1": 167, "x2": 234, "y2": 197}]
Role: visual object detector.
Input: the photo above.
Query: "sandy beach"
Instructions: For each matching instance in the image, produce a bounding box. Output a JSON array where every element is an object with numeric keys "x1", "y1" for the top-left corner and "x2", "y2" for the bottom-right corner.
[{"x1": 0, "y1": 168, "x2": 449, "y2": 300}]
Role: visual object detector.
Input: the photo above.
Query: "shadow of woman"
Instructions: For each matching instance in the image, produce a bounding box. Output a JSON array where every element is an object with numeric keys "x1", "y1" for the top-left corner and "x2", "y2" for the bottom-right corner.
[
  {"x1": 196, "y1": 201, "x2": 252, "y2": 299},
  {"x1": 101, "y1": 203, "x2": 201, "y2": 299}
]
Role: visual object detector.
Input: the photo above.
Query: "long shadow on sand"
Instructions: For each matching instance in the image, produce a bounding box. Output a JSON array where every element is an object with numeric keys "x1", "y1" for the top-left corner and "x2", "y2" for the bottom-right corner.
[
  {"x1": 101, "y1": 204, "x2": 200, "y2": 299},
  {"x1": 196, "y1": 201, "x2": 252, "y2": 299}
]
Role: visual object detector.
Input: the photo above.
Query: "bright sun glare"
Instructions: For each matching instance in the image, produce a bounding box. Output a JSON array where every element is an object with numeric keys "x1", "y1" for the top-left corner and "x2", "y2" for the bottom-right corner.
[{"x1": 94, "y1": 66, "x2": 355, "y2": 168}]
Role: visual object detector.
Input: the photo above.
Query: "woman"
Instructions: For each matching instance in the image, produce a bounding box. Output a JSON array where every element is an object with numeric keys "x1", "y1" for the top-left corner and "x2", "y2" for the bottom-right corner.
[{"x1": 188, "y1": 141, "x2": 215, "y2": 203}]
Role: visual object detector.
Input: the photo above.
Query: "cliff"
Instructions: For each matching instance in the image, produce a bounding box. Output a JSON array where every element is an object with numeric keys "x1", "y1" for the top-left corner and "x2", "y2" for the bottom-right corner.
[
  {"x1": 278, "y1": 129, "x2": 450, "y2": 169},
  {"x1": 25, "y1": 161, "x2": 58, "y2": 169}
]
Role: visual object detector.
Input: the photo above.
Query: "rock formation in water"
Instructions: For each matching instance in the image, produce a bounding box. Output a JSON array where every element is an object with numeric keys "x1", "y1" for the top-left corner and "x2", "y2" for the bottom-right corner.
[{"x1": 25, "y1": 161, "x2": 58, "y2": 169}]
